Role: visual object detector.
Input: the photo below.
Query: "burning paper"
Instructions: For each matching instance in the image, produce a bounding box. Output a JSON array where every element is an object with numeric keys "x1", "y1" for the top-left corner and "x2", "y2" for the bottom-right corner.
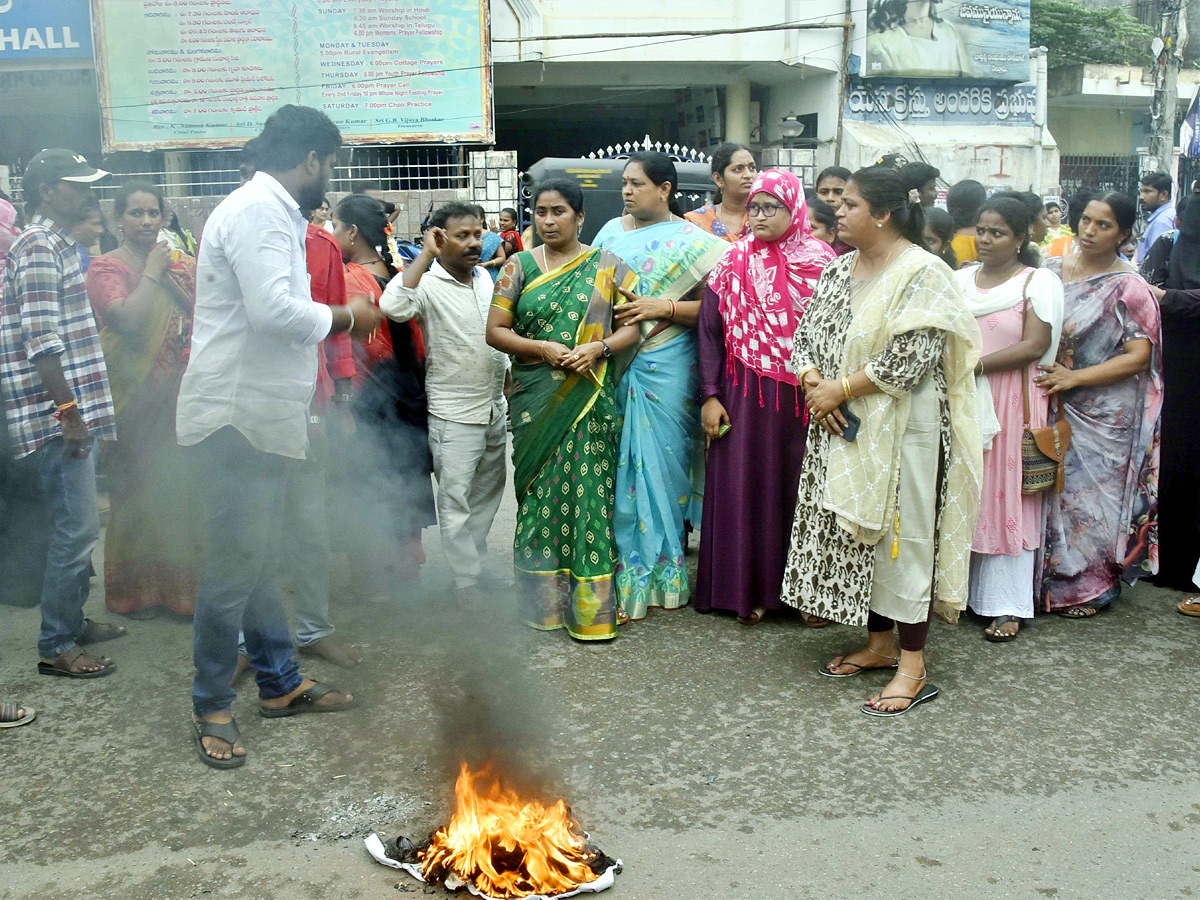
[{"x1": 365, "y1": 762, "x2": 621, "y2": 899}]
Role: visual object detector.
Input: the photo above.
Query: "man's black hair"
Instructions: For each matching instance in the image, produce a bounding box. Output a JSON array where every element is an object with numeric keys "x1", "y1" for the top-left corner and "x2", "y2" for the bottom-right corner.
[
  {"x1": 253, "y1": 105, "x2": 341, "y2": 172},
  {"x1": 429, "y1": 201, "x2": 480, "y2": 230},
  {"x1": 1140, "y1": 171, "x2": 1172, "y2": 195}
]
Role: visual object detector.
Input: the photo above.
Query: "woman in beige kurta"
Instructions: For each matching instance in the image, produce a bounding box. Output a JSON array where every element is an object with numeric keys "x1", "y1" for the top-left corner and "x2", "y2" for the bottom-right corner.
[{"x1": 781, "y1": 165, "x2": 981, "y2": 717}]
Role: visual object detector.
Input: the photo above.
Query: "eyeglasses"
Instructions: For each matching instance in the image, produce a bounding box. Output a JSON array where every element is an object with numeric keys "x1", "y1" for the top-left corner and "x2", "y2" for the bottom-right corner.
[{"x1": 746, "y1": 203, "x2": 786, "y2": 218}]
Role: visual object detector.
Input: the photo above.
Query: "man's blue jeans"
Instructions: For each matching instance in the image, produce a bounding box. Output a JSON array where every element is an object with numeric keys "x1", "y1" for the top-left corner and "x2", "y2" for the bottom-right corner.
[
  {"x1": 32, "y1": 437, "x2": 100, "y2": 659},
  {"x1": 188, "y1": 427, "x2": 302, "y2": 717}
]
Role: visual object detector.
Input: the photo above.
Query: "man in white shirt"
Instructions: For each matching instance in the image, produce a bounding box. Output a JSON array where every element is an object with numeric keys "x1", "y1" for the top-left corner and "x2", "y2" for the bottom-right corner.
[
  {"x1": 177, "y1": 105, "x2": 382, "y2": 769},
  {"x1": 380, "y1": 203, "x2": 508, "y2": 602}
]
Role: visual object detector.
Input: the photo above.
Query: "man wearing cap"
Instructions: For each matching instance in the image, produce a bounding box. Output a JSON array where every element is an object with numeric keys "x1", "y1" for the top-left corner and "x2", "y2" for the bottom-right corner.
[{"x1": 0, "y1": 149, "x2": 127, "y2": 681}]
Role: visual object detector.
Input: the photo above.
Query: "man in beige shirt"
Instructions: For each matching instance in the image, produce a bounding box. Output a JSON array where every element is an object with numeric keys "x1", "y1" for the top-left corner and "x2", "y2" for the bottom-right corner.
[{"x1": 379, "y1": 203, "x2": 508, "y2": 600}]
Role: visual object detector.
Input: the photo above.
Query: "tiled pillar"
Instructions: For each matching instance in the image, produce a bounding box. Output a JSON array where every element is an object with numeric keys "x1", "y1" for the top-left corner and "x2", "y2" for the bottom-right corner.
[
  {"x1": 761, "y1": 148, "x2": 818, "y2": 192},
  {"x1": 469, "y1": 150, "x2": 519, "y2": 225}
]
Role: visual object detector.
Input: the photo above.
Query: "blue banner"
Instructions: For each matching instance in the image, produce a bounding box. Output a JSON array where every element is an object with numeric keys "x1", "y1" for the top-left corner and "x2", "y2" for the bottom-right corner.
[
  {"x1": 0, "y1": 0, "x2": 93, "y2": 60},
  {"x1": 845, "y1": 78, "x2": 1036, "y2": 126}
]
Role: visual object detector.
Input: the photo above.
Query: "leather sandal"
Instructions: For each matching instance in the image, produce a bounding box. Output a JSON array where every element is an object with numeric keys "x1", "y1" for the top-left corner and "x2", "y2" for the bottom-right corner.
[
  {"x1": 76, "y1": 618, "x2": 128, "y2": 645},
  {"x1": 37, "y1": 646, "x2": 116, "y2": 679},
  {"x1": 260, "y1": 682, "x2": 356, "y2": 718},
  {"x1": 192, "y1": 716, "x2": 246, "y2": 769},
  {"x1": 985, "y1": 615, "x2": 1022, "y2": 642}
]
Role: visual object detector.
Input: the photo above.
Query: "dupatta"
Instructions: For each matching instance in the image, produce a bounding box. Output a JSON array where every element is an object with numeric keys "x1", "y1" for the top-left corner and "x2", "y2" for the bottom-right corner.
[
  {"x1": 494, "y1": 248, "x2": 637, "y2": 498},
  {"x1": 822, "y1": 247, "x2": 982, "y2": 622},
  {"x1": 593, "y1": 218, "x2": 727, "y2": 351}
]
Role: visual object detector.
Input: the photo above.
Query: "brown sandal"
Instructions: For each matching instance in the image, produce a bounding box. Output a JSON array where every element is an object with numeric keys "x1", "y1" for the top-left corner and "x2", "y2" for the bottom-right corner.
[
  {"x1": 1178, "y1": 597, "x2": 1200, "y2": 617},
  {"x1": 37, "y1": 646, "x2": 116, "y2": 679},
  {"x1": 76, "y1": 618, "x2": 128, "y2": 646}
]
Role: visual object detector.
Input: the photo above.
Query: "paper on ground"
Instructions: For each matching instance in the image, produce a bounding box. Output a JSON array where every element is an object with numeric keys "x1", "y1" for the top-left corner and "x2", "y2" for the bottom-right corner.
[{"x1": 364, "y1": 832, "x2": 621, "y2": 899}]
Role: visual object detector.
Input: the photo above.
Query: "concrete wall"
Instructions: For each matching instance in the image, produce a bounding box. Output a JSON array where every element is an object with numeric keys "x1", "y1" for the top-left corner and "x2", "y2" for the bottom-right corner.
[
  {"x1": 1047, "y1": 106, "x2": 1138, "y2": 157},
  {"x1": 492, "y1": 0, "x2": 844, "y2": 72},
  {"x1": 760, "y1": 71, "x2": 843, "y2": 170}
]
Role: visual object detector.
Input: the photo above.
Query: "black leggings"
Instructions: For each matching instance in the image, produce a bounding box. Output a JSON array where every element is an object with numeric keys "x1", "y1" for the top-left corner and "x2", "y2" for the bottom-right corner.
[{"x1": 867, "y1": 608, "x2": 931, "y2": 652}]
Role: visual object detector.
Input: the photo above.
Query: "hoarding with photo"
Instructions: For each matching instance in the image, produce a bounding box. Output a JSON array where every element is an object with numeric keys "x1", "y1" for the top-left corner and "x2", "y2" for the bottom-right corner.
[{"x1": 863, "y1": 0, "x2": 1030, "y2": 82}]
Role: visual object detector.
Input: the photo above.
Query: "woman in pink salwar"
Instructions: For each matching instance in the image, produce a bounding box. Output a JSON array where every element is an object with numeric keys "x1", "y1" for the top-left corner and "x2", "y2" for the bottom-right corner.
[
  {"x1": 956, "y1": 198, "x2": 1063, "y2": 641},
  {"x1": 1035, "y1": 193, "x2": 1162, "y2": 617}
]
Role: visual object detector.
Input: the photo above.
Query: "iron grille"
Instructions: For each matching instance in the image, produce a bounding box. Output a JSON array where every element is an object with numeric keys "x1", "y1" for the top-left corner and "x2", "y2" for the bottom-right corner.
[
  {"x1": 7, "y1": 145, "x2": 470, "y2": 202},
  {"x1": 1058, "y1": 155, "x2": 1142, "y2": 203}
]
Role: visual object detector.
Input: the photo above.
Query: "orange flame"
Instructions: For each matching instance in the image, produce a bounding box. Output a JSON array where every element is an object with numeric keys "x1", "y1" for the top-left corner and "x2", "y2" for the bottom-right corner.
[{"x1": 418, "y1": 762, "x2": 599, "y2": 898}]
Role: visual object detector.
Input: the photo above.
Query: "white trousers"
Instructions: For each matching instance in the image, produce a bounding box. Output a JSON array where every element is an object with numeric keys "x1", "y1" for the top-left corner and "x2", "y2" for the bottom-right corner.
[
  {"x1": 968, "y1": 549, "x2": 1036, "y2": 619},
  {"x1": 427, "y1": 414, "x2": 507, "y2": 587}
]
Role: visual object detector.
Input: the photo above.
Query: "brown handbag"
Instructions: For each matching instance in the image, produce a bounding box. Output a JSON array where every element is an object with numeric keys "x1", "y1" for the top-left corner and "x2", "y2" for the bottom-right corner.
[{"x1": 1017, "y1": 272, "x2": 1071, "y2": 493}]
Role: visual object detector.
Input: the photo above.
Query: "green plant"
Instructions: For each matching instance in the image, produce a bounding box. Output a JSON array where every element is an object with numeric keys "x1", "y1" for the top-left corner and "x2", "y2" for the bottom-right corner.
[{"x1": 1031, "y1": 0, "x2": 1154, "y2": 68}]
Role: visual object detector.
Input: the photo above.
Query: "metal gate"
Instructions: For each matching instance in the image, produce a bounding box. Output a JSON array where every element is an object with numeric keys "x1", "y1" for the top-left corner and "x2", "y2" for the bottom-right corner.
[
  {"x1": 1179, "y1": 157, "x2": 1200, "y2": 194},
  {"x1": 1058, "y1": 155, "x2": 1141, "y2": 201}
]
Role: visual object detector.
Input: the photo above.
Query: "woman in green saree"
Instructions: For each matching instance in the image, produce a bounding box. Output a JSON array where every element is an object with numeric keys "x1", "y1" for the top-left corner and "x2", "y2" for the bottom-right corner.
[{"x1": 487, "y1": 180, "x2": 640, "y2": 640}]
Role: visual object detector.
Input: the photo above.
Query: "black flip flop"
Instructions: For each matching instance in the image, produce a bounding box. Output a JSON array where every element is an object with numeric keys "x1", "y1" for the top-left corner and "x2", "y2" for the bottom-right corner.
[
  {"x1": 985, "y1": 615, "x2": 1022, "y2": 643},
  {"x1": 861, "y1": 683, "x2": 940, "y2": 717},
  {"x1": 260, "y1": 682, "x2": 356, "y2": 718},
  {"x1": 192, "y1": 717, "x2": 246, "y2": 769}
]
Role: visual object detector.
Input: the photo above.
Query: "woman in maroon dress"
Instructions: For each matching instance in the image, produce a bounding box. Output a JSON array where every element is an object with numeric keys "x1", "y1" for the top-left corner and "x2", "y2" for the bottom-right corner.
[{"x1": 695, "y1": 169, "x2": 835, "y2": 625}]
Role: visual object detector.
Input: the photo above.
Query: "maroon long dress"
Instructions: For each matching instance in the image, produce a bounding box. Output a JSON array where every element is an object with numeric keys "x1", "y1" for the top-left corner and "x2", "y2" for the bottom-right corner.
[{"x1": 694, "y1": 286, "x2": 808, "y2": 617}]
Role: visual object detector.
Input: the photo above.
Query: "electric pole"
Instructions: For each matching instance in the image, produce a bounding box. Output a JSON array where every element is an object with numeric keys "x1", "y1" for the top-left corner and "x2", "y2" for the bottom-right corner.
[{"x1": 1148, "y1": 0, "x2": 1184, "y2": 173}]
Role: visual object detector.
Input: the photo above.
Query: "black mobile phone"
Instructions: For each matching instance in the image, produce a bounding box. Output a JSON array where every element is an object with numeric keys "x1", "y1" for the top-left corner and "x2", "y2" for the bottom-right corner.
[{"x1": 839, "y1": 405, "x2": 861, "y2": 441}]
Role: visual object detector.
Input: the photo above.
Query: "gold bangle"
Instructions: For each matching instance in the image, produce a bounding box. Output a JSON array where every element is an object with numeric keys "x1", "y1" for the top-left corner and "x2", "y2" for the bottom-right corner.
[
  {"x1": 842, "y1": 376, "x2": 854, "y2": 401},
  {"x1": 796, "y1": 365, "x2": 820, "y2": 383}
]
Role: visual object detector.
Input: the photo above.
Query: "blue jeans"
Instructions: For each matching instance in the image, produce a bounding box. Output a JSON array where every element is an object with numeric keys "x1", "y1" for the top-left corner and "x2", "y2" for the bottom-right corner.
[
  {"x1": 235, "y1": 431, "x2": 333, "y2": 654},
  {"x1": 32, "y1": 437, "x2": 100, "y2": 659},
  {"x1": 188, "y1": 427, "x2": 302, "y2": 717}
]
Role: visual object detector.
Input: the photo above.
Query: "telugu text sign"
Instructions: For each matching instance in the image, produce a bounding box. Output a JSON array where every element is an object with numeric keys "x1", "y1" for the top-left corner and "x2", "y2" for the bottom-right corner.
[
  {"x1": 0, "y1": 0, "x2": 93, "y2": 60},
  {"x1": 845, "y1": 78, "x2": 1037, "y2": 126},
  {"x1": 93, "y1": 0, "x2": 492, "y2": 151},
  {"x1": 863, "y1": 0, "x2": 1030, "y2": 83}
]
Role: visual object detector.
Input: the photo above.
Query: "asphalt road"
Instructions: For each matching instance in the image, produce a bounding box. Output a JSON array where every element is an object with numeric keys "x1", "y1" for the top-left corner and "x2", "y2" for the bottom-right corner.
[{"x1": 2, "y1": 467, "x2": 1199, "y2": 900}]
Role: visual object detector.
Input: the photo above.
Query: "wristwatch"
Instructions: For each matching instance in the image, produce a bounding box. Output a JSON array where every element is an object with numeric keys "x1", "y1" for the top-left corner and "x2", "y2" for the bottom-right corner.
[{"x1": 601, "y1": 339, "x2": 612, "y2": 359}]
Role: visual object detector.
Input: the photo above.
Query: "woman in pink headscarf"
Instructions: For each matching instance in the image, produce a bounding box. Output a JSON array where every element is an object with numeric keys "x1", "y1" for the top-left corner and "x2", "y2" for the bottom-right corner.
[{"x1": 694, "y1": 169, "x2": 835, "y2": 625}]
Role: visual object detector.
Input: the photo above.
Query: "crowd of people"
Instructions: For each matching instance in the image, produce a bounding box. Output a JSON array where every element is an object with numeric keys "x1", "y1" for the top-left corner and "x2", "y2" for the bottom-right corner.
[{"x1": 0, "y1": 104, "x2": 1192, "y2": 751}]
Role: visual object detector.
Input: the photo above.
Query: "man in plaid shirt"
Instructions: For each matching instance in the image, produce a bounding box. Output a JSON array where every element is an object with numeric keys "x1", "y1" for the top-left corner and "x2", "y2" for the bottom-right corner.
[{"x1": 0, "y1": 149, "x2": 126, "y2": 679}]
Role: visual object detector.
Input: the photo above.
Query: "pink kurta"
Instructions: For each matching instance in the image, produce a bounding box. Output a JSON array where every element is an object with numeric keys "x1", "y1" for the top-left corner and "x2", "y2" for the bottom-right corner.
[{"x1": 972, "y1": 299, "x2": 1048, "y2": 556}]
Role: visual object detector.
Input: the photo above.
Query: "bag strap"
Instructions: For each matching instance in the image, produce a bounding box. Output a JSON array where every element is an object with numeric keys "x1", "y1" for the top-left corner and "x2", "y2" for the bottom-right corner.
[{"x1": 1020, "y1": 269, "x2": 1036, "y2": 427}]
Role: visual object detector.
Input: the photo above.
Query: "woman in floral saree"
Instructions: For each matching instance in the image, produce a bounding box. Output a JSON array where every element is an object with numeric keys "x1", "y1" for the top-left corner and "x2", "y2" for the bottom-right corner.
[
  {"x1": 488, "y1": 180, "x2": 640, "y2": 640},
  {"x1": 1035, "y1": 192, "x2": 1162, "y2": 616},
  {"x1": 86, "y1": 181, "x2": 202, "y2": 617},
  {"x1": 593, "y1": 152, "x2": 727, "y2": 622}
]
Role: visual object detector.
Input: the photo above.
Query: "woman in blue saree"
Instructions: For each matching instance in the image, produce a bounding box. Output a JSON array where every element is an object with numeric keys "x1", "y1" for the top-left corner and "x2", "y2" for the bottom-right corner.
[{"x1": 594, "y1": 152, "x2": 728, "y2": 622}]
